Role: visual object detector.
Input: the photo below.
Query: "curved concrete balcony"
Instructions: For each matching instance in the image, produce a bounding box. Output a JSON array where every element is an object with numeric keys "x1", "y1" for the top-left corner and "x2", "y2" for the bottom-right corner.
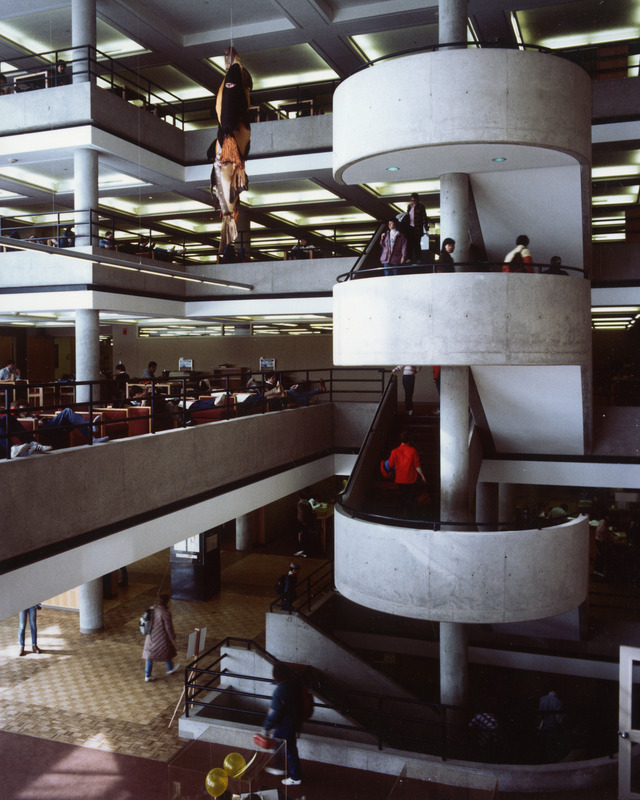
[
  {"x1": 333, "y1": 49, "x2": 591, "y2": 184},
  {"x1": 332, "y1": 48, "x2": 591, "y2": 268},
  {"x1": 333, "y1": 273, "x2": 591, "y2": 367},
  {"x1": 334, "y1": 508, "x2": 589, "y2": 624}
]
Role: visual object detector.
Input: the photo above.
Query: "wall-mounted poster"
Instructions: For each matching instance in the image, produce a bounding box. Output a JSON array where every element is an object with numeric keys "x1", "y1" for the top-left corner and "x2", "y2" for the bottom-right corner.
[
  {"x1": 259, "y1": 357, "x2": 275, "y2": 371},
  {"x1": 178, "y1": 358, "x2": 193, "y2": 371}
]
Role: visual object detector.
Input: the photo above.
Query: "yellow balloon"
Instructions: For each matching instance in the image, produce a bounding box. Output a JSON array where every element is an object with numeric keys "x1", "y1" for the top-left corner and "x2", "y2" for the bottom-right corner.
[
  {"x1": 205, "y1": 767, "x2": 229, "y2": 798},
  {"x1": 223, "y1": 752, "x2": 247, "y2": 778}
]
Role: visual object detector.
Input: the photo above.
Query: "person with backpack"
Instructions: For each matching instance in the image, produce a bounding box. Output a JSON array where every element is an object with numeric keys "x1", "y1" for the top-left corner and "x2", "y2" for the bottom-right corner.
[
  {"x1": 141, "y1": 593, "x2": 180, "y2": 682},
  {"x1": 260, "y1": 662, "x2": 305, "y2": 786},
  {"x1": 502, "y1": 234, "x2": 534, "y2": 273}
]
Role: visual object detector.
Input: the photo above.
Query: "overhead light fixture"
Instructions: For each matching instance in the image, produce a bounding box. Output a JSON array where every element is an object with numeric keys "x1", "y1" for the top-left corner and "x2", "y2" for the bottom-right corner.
[
  {"x1": 492, "y1": 157, "x2": 506, "y2": 163},
  {"x1": 386, "y1": 166, "x2": 399, "y2": 172}
]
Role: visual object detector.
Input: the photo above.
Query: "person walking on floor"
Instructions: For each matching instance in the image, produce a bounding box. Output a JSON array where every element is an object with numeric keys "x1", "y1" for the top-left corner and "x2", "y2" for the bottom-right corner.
[
  {"x1": 18, "y1": 604, "x2": 42, "y2": 656},
  {"x1": 261, "y1": 661, "x2": 304, "y2": 786},
  {"x1": 142, "y1": 593, "x2": 180, "y2": 682}
]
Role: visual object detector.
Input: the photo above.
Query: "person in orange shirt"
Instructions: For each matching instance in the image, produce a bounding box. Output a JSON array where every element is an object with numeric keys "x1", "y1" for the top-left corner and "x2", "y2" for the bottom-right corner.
[{"x1": 384, "y1": 430, "x2": 426, "y2": 517}]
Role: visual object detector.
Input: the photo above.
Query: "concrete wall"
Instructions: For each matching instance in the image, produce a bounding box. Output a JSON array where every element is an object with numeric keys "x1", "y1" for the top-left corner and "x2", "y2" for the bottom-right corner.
[
  {"x1": 1, "y1": 404, "x2": 333, "y2": 564},
  {"x1": 334, "y1": 509, "x2": 590, "y2": 624},
  {"x1": 186, "y1": 114, "x2": 333, "y2": 161},
  {"x1": 334, "y1": 274, "x2": 592, "y2": 367}
]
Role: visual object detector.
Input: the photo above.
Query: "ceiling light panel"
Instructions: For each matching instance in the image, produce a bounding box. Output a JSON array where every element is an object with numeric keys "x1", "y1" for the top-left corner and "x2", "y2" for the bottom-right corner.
[{"x1": 209, "y1": 44, "x2": 338, "y2": 90}]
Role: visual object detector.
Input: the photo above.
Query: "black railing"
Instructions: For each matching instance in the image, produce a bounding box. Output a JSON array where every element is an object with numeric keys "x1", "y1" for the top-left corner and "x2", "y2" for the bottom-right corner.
[
  {"x1": 337, "y1": 261, "x2": 586, "y2": 282},
  {"x1": 270, "y1": 560, "x2": 334, "y2": 613},
  {"x1": 183, "y1": 636, "x2": 453, "y2": 757},
  {"x1": 355, "y1": 39, "x2": 640, "y2": 80},
  {"x1": 1, "y1": 46, "x2": 188, "y2": 128},
  {"x1": 0, "y1": 367, "x2": 387, "y2": 458}
]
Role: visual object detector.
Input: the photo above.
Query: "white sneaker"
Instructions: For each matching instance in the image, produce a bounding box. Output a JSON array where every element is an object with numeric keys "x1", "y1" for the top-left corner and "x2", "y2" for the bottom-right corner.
[
  {"x1": 282, "y1": 778, "x2": 302, "y2": 786},
  {"x1": 29, "y1": 441, "x2": 52, "y2": 453},
  {"x1": 166, "y1": 663, "x2": 181, "y2": 675},
  {"x1": 94, "y1": 436, "x2": 109, "y2": 443},
  {"x1": 145, "y1": 676, "x2": 156, "y2": 682},
  {"x1": 10, "y1": 443, "x2": 30, "y2": 458}
]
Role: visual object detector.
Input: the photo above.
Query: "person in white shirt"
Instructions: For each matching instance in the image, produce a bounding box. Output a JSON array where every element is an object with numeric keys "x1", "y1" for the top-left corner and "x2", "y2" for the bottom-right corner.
[
  {"x1": 0, "y1": 360, "x2": 20, "y2": 380},
  {"x1": 392, "y1": 365, "x2": 421, "y2": 415}
]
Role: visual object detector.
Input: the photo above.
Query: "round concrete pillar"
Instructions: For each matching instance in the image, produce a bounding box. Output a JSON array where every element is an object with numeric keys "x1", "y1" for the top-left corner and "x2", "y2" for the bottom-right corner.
[
  {"x1": 439, "y1": 0, "x2": 468, "y2": 47},
  {"x1": 236, "y1": 513, "x2": 253, "y2": 551},
  {"x1": 72, "y1": 0, "x2": 96, "y2": 84},
  {"x1": 440, "y1": 621, "x2": 468, "y2": 707},
  {"x1": 74, "y1": 148, "x2": 99, "y2": 246},
  {"x1": 439, "y1": 172, "x2": 470, "y2": 267},
  {"x1": 499, "y1": 483, "x2": 517, "y2": 530},
  {"x1": 79, "y1": 577, "x2": 103, "y2": 633},
  {"x1": 75, "y1": 309, "x2": 101, "y2": 404},
  {"x1": 440, "y1": 366, "x2": 470, "y2": 526},
  {"x1": 476, "y1": 481, "x2": 499, "y2": 531}
]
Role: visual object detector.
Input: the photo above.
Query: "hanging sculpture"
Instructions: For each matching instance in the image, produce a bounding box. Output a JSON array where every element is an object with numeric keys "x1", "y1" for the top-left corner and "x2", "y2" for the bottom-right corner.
[{"x1": 209, "y1": 47, "x2": 252, "y2": 254}]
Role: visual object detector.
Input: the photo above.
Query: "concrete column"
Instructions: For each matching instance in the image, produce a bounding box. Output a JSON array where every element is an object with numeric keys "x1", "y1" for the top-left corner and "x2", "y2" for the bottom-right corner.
[
  {"x1": 439, "y1": 0, "x2": 468, "y2": 48},
  {"x1": 476, "y1": 481, "x2": 499, "y2": 531},
  {"x1": 72, "y1": 0, "x2": 96, "y2": 84},
  {"x1": 79, "y1": 577, "x2": 103, "y2": 633},
  {"x1": 499, "y1": 483, "x2": 517, "y2": 530},
  {"x1": 74, "y1": 147, "x2": 99, "y2": 247},
  {"x1": 440, "y1": 621, "x2": 468, "y2": 707},
  {"x1": 236, "y1": 513, "x2": 253, "y2": 551},
  {"x1": 439, "y1": 365, "x2": 470, "y2": 709},
  {"x1": 439, "y1": 172, "x2": 470, "y2": 267},
  {"x1": 75, "y1": 309, "x2": 101, "y2": 404},
  {"x1": 439, "y1": 366, "x2": 470, "y2": 526}
]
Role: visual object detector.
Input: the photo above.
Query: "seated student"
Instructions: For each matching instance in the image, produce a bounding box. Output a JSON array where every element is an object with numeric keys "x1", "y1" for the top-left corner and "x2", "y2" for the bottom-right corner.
[
  {"x1": 282, "y1": 378, "x2": 327, "y2": 406},
  {"x1": 114, "y1": 363, "x2": 130, "y2": 382},
  {"x1": 59, "y1": 226, "x2": 75, "y2": 248},
  {"x1": 288, "y1": 236, "x2": 315, "y2": 260},
  {"x1": 99, "y1": 230, "x2": 116, "y2": 250},
  {"x1": 0, "y1": 411, "x2": 52, "y2": 458},
  {"x1": 37, "y1": 407, "x2": 109, "y2": 445}
]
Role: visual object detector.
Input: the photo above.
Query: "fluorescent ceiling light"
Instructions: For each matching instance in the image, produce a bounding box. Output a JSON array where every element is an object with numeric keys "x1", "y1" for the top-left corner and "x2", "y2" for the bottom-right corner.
[
  {"x1": 592, "y1": 165, "x2": 640, "y2": 179},
  {"x1": 592, "y1": 233, "x2": 625, "y2": 241},
  {"x1": 592, "y1": 195, "x2": 636, "y2": 206},
  {"x1": 540, "y1": 27, "x2": 640, "y2": 50}
]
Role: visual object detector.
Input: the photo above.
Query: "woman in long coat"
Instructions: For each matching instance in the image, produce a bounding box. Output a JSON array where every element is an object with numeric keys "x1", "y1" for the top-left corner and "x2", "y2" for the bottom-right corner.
[{"x1": 142, "y1": 593, "x2": 179, "y2": 682}]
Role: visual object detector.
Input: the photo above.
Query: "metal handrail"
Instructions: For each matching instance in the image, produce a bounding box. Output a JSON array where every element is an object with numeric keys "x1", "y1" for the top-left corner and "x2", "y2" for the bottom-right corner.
[
  {"x1": 183, "y1": 636, "x2": 454, "y2": 756},
  {"x1": 337, "y1": 261, "x2": 586, "y2": 282}
]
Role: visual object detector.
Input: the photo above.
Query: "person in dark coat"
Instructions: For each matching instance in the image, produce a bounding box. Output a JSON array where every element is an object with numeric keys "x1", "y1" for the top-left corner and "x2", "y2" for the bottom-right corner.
[
  {"x1": 142, "y1": 593, "x2": 180, "y2": 682},
  {"x1": 261, "y1": 661, "x2": 304, "y2": 786}
]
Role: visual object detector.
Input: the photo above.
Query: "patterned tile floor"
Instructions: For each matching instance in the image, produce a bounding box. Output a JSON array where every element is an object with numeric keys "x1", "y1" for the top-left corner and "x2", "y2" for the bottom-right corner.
[{"x1": 0, "y1": 542, "x2": 317, "y2": 763}]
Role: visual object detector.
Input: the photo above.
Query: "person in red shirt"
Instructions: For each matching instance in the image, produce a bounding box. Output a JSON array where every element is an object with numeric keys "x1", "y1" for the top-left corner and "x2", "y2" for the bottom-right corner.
[{"x1": 384, "y1": 430, "x2": 426, "y2": 517}]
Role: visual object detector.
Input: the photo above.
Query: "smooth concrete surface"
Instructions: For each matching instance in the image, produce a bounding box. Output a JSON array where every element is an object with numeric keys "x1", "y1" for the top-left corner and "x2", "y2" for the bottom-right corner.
[
  {"x1": 334, "y1": 509, "x2": 589, "y2": 624},
  {"x1": 266, "y1": 612, "x2": 420, "y2": 703},
  {"x1": 75, "y1": 308, "x2": 100, "y2": 403},
  {"x1": 479, "y1": 458, "x2": 640, "y2": 489},
  {"x1": 0, "y1": 404, "x2": 333, "y2": 565},
  {"x1": 333, "y1": 274, "x2": 592, "y2": 367},
  {"x1": 471, "y1": 364, "x2": 587, "y2": 455},
  {"x1": 333, "y1": 49, "x2": 591, "y2": 186}
]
